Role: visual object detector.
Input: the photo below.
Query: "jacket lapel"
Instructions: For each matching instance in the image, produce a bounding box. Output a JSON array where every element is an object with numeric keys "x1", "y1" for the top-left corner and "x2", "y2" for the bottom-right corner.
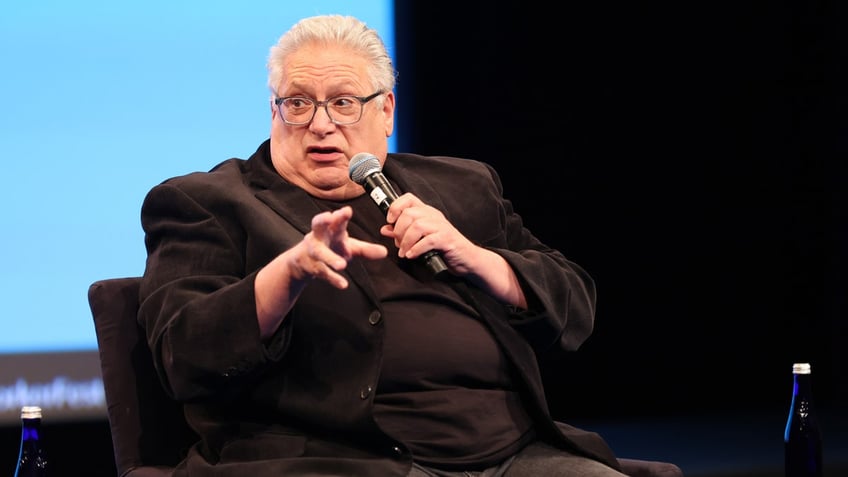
[
  {"x1": 382, "y1": 157, "x2": 449, "y2": 213},
  {"x1": 246, "y1": 147, "x2": 379, "y2": 306}
]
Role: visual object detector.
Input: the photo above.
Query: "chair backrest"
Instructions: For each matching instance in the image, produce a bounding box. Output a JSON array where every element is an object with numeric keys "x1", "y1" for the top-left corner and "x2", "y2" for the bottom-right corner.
[{"x1": 88, "y1": 277, "x2": 198, "y2": 477}]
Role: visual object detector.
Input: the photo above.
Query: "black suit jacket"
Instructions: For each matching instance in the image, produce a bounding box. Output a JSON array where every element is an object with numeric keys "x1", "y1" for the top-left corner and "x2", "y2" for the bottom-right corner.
[{"x1": 138, "y1": 139, "x2": 620, "y2": 476}]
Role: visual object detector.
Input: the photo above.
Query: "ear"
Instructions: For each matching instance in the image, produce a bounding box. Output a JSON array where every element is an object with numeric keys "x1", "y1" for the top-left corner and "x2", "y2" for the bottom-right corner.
[{"x1": 382, "y1": 91, "x2": 395, "y2": 137}]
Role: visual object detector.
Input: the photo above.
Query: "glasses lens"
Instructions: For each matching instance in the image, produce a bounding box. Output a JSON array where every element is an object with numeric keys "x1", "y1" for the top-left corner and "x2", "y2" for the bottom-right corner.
[
  {"x1": 280, "y1": 98, "x2": 314, "y2": 124},
  {"x1": 327, "y1": 96, "x2": 363, "y2": 125}
]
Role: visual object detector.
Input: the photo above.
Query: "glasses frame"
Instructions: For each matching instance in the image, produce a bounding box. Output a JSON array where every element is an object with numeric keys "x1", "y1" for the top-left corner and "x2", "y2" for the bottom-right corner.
[{"x1": 273, "y1": 91, "x2": 384, "y2": 126}]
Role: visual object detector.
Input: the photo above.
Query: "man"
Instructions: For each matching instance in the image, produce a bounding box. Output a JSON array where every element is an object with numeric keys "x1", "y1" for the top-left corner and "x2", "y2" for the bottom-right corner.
[{"x1": 139, "y1": 13, "x2": 676, "y2": 477}]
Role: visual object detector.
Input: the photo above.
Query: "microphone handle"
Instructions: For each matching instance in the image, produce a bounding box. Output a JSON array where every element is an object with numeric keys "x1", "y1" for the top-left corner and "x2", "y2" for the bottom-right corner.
[
  {"x1": 362, "y1": 174, "x2": 449, "y2": 277},
  {"x1": 421, "y1": 250, "x2": 449, "y2": 276},
  {"x1": 363, "y1": 173, "x2": 398, "y2": 214}
]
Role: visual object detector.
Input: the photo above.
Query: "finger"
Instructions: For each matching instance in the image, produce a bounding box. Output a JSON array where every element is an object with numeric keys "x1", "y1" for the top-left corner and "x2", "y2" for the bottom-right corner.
[
  {"x1": 314, "y1": 241, "x2": 349, "y2": 271},
  {"x1": 385, "y1": 193, "x2": 419, "y2": 223},
  {"x1": 311, "y1": 206, "x2": 353, "y2": 241},
  {"x1": 318, "y1": 264, "x2": 349, "y2": 289},
  {"x1": 310, "y1": 211, "x2": 335, "y2": 240},
  {"x1": 396, "y1": 215, "x2": 440, "y2": 257},
  {"x1": 348, "y1": 238, "x2": 388, "y2": 260},
  {"x1": 298, "y1": 240, "x2": 349, "y2": 289}
]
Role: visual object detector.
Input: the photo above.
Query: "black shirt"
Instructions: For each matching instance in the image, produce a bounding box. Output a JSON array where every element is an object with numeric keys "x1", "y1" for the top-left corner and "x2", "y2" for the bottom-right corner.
[{"x1": 313, "y1": 192, "x2": 535, "y2": 469}]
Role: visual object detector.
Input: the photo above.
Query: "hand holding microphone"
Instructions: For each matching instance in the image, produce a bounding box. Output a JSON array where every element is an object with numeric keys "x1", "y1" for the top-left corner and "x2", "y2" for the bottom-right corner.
[{"x1": 349, "y1": 153, "x2": 448, "y2": 276}]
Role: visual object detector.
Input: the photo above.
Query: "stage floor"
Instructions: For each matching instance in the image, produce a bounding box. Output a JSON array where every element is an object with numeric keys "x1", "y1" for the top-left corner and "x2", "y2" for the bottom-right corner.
[{"x1": 571, "y1": 407, "x2": 848, "y2": 477}]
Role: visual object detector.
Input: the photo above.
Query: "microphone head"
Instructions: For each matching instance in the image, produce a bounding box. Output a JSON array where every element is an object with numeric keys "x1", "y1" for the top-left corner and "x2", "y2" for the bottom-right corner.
[{"x1": 349, "y1": 152, "x2": 382, "y2": 185}]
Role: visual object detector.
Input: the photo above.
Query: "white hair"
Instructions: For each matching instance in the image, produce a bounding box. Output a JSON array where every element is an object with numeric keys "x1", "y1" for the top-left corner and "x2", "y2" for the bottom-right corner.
[{"x1": 267, "y1": 14, "x2": 396, "y2": 101}]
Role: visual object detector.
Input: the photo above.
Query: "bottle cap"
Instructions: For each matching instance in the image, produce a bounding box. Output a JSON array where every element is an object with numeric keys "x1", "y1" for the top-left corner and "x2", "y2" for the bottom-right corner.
[
  {"x1": 792, "y1": 363, "x2": 811, "y2": 374},
  {"x1": 21, "y1": 406, "x2": 42, "y2": 419}
]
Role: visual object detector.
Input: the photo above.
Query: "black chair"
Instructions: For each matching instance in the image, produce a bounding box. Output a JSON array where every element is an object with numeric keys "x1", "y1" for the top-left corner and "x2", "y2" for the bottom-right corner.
[
  {"x1": 89, "y1": 277, "x2": 195, "y2": 477},
  {"x1": 88, "y1": 277, "x2": 684, "y2": 477}
]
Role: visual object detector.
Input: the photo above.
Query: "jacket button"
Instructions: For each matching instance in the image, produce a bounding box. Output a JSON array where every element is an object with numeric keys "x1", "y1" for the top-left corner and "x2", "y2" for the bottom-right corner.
[
  {"x1": 368, "y1": 310, "x2": 382, "y2": 325},
  {"x1": 359, "y1": 385, "x2": 373, "y2": 399}
]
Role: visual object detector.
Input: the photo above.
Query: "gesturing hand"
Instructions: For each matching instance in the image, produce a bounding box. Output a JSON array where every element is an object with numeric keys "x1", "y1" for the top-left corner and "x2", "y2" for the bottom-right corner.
[
  {"x1": 256, "y1": 206, "x2": 388, "y2": 338},
  {"x1": 296, "y1": 206, "x2": 388, "y2": 289}
]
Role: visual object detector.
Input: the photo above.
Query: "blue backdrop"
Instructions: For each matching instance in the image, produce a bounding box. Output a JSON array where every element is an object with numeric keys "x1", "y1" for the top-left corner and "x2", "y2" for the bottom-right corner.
[{"x1": 0, "y1": 0, "x2": 395, "y2": 422}]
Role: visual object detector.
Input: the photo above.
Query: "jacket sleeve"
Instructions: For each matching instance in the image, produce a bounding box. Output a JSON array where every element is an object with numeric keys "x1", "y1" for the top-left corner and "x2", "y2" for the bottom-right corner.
[
  {"x1": 475, "y1": 162, "x2": 598, "y2": 358},
  {"x1": 138, "y1": 180, "x2": 290, "y2": 402}
]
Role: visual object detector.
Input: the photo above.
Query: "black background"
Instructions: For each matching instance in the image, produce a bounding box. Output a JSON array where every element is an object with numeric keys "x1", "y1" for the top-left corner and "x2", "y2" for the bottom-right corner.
[
  {"x1": 3, "y1": 1, "x2": 846, "y2": 475},
  {"x1": 394, "y1": 1, "x2": 847, "y2": 420}
]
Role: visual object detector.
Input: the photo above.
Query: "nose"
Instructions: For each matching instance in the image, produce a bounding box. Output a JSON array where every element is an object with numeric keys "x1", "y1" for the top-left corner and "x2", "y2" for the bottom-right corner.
[{"x1": 309, "y1": 104, "x2": 336, "y2": 131}]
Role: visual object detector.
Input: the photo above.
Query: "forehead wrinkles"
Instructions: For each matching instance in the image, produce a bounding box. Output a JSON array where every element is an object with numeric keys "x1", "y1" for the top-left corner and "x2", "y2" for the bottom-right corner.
[{"x1": 283, "y1": 47, "x2": 369, "y2": 92}]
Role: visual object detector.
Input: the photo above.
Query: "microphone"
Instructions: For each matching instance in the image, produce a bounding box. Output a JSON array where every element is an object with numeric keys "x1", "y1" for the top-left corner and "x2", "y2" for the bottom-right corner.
[{"x1": 349, "y1": 152, "x2": 448, "y2": 276}]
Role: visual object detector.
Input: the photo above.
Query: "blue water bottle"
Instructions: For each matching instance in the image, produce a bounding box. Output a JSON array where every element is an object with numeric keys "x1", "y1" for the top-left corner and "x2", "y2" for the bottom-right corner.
[
  {"x1": 13, "y1": 406, "x2": 48, "y2": 477},
  {"x1": 784, "y1": 362, "x2": 823, "y2": 477}
]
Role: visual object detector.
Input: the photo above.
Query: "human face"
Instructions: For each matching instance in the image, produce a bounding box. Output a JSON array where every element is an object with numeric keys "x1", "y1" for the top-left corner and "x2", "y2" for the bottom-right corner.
[{"x1": 269, "y1": 42, "x2": 395, "y2": 200}]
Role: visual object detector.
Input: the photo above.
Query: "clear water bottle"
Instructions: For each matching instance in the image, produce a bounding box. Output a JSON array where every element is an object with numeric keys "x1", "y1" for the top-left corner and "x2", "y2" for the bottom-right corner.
[
  {"x1": 13, "y1": 406, "x2": 48, "y2": 477},
  {"x1": 784, "y1": 362, "x2": 823, "y2": 477}
]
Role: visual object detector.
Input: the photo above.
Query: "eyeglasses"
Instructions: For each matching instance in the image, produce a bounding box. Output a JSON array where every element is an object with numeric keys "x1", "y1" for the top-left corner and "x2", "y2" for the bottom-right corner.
[{"x1": 273, "y1": 91, "x2": 384, "y2": 126}]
